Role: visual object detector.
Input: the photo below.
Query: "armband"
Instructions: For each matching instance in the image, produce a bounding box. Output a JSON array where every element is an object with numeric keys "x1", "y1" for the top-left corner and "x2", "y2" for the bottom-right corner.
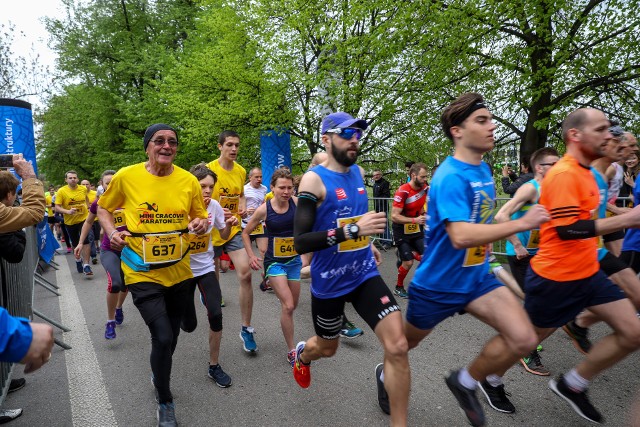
[
  {"x1": 298, "y1": 191, "x2": 319, "y2": 203},
  {"x1": 556, "y1": 220, "x2": 596, "y2": 240},
  {"x1": 109, "y1": 230, "x2": 118, "y2": 240}
]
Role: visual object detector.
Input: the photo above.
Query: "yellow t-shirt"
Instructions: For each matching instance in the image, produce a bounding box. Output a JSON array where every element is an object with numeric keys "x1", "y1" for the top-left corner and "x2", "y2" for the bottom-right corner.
[
  {"x1": 206, "y1": 159, "x2": 246, "y2": 246},
  {"x1": 264, "y1": 192, "x2": 274, "y2": 202},
  {"x1": 55, "y1": 185, "x2": 89, "y2": 225},
  {"x1": 98, "y1": 163, "x2": 207, "y2": 287},
  {"x1": 87, "y1": 190, "x2": 98, "y2": 204},
  {"x1": 45, "y1": 192, "x2": 54, "y2": 217}
]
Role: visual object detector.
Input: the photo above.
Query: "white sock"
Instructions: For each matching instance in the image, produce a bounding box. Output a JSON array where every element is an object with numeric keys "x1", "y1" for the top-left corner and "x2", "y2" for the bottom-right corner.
[
  {"x1": 564, "y1": 369, "x2": 589, "y2": 392},
  {"x1": 485, "y1": 374, "x2": 503, "y2": 387},
  {"x1": 458, "y1": 368, "x2": 477, "y2": 390}
]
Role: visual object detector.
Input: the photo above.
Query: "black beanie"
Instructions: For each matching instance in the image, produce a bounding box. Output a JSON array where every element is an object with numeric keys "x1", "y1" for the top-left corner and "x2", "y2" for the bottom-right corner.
[{"x1": 143, "y1": 123, "x2": 178, "y2": 150}]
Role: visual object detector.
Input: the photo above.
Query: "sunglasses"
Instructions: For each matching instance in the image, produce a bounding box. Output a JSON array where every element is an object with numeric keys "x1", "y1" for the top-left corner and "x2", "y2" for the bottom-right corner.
[
  {"x1": 150, "y1": 138, "x2": 178, "y2": 147},
  {"x1": 325, "y1": 128, "x2": 363, "y2": 140}
]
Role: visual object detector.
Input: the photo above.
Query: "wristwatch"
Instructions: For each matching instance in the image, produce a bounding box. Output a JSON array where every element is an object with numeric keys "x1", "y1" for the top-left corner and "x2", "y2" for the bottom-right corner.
[{"x1": 347, "y1": 223, "x2": 360, "y2": 240}]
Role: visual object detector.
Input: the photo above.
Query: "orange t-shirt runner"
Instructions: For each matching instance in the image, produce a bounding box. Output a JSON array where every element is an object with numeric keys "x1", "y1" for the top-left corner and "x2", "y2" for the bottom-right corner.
[{"x1": 531, "y1": 154, "x2": 600, "y2": 281}]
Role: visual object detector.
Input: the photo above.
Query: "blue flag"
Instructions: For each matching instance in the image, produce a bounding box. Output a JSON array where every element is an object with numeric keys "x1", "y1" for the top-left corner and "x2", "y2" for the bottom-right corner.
[
  {"x1": 0, "y1": 99, "x2": 38, "y2": 176},
  {"x1": 260, "y1": 129, "x2": 292, "y2": 188}
]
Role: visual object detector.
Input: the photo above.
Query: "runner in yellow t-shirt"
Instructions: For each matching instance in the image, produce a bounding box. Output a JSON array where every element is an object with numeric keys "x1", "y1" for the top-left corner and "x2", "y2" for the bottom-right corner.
[
  {"x1": 82, "y1": 179, "x2": 101, "y2": 264},
  {"x1": 206, "y1": 130, "x2": 258, "y2": 353}
]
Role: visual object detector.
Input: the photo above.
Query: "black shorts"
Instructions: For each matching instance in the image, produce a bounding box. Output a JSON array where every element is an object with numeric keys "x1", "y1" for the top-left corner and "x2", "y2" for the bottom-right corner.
[
  {"x1": 396, "y1": 237, "x2": 424, "y2": 262},
  {"x1": 599, "y1": 252, "x2": 628, "y2": 277},
  {"x1": 64, "y1": 222, "x2": 90, "y2": 247},
  {"x1": 603, "y1": 229, "x2": 625, "y2": 242},
  {"x1": 311, "y1": 275, "x2": 400, "y2": 340},
  {"x1": 620, "y1": 250, "x2": 640, "y2": 274},
  {"x1": 127, "y1": 280, "x2": 190, "y2": 325}
]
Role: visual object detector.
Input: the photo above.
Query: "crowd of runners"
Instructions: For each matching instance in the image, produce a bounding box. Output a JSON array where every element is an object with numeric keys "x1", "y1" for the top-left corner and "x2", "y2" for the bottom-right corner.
[{"x1": 43, "y1": 93, "x2": 640, "y2": 426}]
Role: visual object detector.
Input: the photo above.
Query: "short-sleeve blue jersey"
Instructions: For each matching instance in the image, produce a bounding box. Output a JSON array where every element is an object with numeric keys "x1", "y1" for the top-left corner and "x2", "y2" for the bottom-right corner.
[
  {"x1": 410, "y1": 156, "x2": 496, "y2": 295},
  {"x1": 622, "y1": 177, "x2": 640, "y2": 252},
  {"x1": 505, "y1": 179, "x2": 541, "y2": 256},
  {"x1": 590, "y1": 167, "x2": 609, "y2": 261},
  {"x1": 310, "y1": 165, "x2": 378, "y2": 298}
]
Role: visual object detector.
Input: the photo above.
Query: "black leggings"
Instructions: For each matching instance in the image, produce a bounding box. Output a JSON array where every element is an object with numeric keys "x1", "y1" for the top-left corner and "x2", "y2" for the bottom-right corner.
[{"x1": 181, "y1": 272, "x2": 223, "y2": 332}]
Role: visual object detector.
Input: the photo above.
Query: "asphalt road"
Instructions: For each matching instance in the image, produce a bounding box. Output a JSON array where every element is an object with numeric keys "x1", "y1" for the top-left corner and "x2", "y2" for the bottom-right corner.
[{"x1": 3, "y1": 247, "x2": 639, "y2": 426}]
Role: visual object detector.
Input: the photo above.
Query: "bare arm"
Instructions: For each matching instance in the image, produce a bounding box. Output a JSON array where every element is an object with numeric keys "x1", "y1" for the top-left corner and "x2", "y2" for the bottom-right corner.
[
  {"x1": 494, "y1": 183, "x2": 538, "y2": 258},
  {"x1": 242, "y1": 204, "x2": 267, "y2": 270},
  {"x1": 73, "y1": 211, "x2": 97, "y2": 257}
]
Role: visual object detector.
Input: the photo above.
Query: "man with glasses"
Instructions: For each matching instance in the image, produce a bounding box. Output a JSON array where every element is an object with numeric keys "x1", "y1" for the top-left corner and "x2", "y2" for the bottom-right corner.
[
  {"x1": 292, "y1": 112, "x2": 410, "y2": 425},
  {"x1": 493, "y1": 147, "x2": 559, "y2": 378}
]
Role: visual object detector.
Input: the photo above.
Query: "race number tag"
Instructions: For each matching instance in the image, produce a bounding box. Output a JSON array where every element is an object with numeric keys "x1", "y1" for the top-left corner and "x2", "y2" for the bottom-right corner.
[
  {"x1": 189, "y1": 232, "x2": 210, "y2": 254},
  {"x1": 597, "y1": 236, "x2": 604, "y2": 249},
  {"x1": 142, "y1": 233, "x2": 183, "y2": 264},
  {"x1": 404, "y1": 223, "x2": 420, "y2": 234},
  {"x1": 526, "y1": 229, "x2": 540, "y2": 249},
  {"x1": 250, "y1": 222, "x2": 265, "y2": 235},
  {"x1": 273, "y1": 237, "x2": 297, "y2": 257},
  {"x1": 113, "y1": 209, "x2": 126, "y2": 227},
  {"x1": 219, "y1": 196, "x2": 239, "y2": 214},
  {"x1": 462, "y1": 244, "x2": 487, "y2": 267},
  {"x1": 337, "y1": 216, "x2": 370, "y2": 252}
]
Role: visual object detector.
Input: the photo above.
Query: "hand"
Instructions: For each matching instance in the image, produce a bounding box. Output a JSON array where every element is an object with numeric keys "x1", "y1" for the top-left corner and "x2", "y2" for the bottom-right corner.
[
  {"x1": 502, "y1": 165, "x2": 511, "y2": 177},
  {"x1": 248, "y1": 254, "x2": 262, "y2": 270},
  {"x1": 21, "y1": 323, "x2": 54, "y2": 374},
  {"x1": 514, "y1": 244, "x2": 530, "y2": 260},
  {"x1": 625, "y1": 171, "x2": 635, "y2": 187},
  {"x1": 203, "y1": 197, "x2": 211, "y2": 207},
  {"x1": 415, "y1": 215, "x2": 426, "y2": 225},
  {"x1": 69, "y1": 208, "x2": 77, "y2": 215},
  {"x1": 238, "y1": 209, "x2": 247, "y2": 219},
  {"x1": 226, "y1": 216, "x2": 239, "y2": 227},
  {"x1": 355, "y1": 211, "x2": 387, "y2": 236},
  {"x1": 110, "y1": 230, "x2": 131, "y2": 251},
  {"x1": 222, "y1": 208, "x2": 233, "y2": 220},
  {"x1": 188, "y1": 217, "x2": 208, "y2": 235},
  {"x1": 73, "y1": 243, "x2": 83, "y2": 258},
  {"x1": 371, "y1": 245, "x2": 382, "y2": 266},
  {"x1": 518, "y1": 204, "x2": 550, "y2": 230},
  {"x1": 12, "y1": 155, "x2": 36, "y2": 179}
]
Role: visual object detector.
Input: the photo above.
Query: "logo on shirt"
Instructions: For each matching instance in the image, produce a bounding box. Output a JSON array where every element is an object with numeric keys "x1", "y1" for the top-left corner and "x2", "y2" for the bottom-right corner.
[
  {"x1": 380, "y1": 295, "x2": 390, "y2": 304},
  {"x1": 335, "y1": 188, "x2": 347, "y2": 200},
  {"x1": 357, "y1": 187, "x2": 365, "y2": 194},
  {"x1": 138, "y1": 202, "x2": 158, "y2": 212}
]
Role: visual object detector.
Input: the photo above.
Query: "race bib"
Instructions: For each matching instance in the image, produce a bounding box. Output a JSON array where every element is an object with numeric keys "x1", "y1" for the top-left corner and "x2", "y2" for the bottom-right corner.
[
  {"x1": 606, "y1": 210, "x2": 615, "y2": 218},
  {"x1": 597, "y1": 236, "x2": 604, "y2": 249},
  {"x1": 273, "y1": 237, "x2": 297, "y2": 257},
  {"x1": 337, "y1": 216, "x2": 370, "y2": 252},
  {"x1": 404, "y1": 223, "x2": 420, "y2": 235},
  {"x1": 250, "y1": 222, "x2": 265, "y2": 235},
  {"x1": 142, "y1": 233, "x2": 183, "y2": 264},
  {"x1": 189, "y1": 232, "x2": 210, "y2": 254},
  {"x1": 462, "y1": 244, "x2": 487, "y2": 267},
  {"x1": 526, "y1": 229, "x2": 540, "y2": 249},
  {"x1": 113, "y1": 209, "x2": 126, "y2": 227},
  {"x1": 219, "y1": 196, "x2": 239, "y2": 214}
]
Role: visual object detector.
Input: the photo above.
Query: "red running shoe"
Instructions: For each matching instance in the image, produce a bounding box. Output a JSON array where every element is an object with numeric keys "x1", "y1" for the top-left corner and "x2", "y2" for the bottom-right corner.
[{"x1": 293, "y1": 341, "x2": 311, "y2": 388}]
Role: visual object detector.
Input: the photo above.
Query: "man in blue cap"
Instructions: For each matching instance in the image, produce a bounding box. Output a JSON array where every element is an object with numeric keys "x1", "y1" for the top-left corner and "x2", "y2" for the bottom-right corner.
[{"x1": 292, "y1": 112, "x2": 410, "y2": 425}]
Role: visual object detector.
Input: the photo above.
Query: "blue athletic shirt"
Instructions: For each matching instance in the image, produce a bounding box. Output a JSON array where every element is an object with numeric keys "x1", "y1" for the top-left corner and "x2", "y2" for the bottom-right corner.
[
  {"x1": 411, "y1": 156, "x2": 496, "y2": 295},
  {"x1": 505, "y1": 179, "x2": 540, "y2": 256},
  {"x1": 265, "y1": 198, "x2": 300, "y2": 268},
  {"x1": 622, "y1": 176, "x2": 640, "y2": 252},
  {"x1": 310, "y1": 165, "x2": 378, "y2": 298},
  {"x1": 591, "y1": 167, "x2": 609, "y2": 261}
]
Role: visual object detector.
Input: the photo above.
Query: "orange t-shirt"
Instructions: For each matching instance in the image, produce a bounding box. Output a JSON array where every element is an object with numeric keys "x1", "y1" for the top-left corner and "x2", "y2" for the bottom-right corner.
[{"x1": 531, "y1": 154, "x2": 600, "y2": 281}]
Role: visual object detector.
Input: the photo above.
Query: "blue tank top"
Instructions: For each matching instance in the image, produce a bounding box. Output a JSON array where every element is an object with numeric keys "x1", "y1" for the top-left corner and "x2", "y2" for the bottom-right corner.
[
  {"x1": 310, "y1": 165, "x2": 378, "y2": 298},
  {"x1": 505, "y1": 179, "x2": 541, "y2": 256},
  {"x1": 591, "y1": 167, "x2": 609, "y2": 261},
  {"x1": 265, "y1": 198, "x2": 298, "y2": 265}
]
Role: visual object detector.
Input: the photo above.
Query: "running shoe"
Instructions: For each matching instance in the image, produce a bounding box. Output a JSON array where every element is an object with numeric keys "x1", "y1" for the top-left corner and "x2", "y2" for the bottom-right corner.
[
  {"x1": 115, "y1": 307, "x2": 124, "y2": 325},
  {"x1": 208, "y1": 364, "x2": 232, "y2": 388},
  {"x1": 259, "y1": 276, "x2": 273, "y2": 292},
  {"x1": 66, "y1": 247, "x2": 72, "y2": 254},
  {"x1": 240, "y1": 327, "x2": 257, "y2": 352},
  {"x1": 83, "y1": 264, "x2": 93, "y2": 276},
  {"x1": 520, "y1": 350, "x2": 549, "y2": 376},
  {"x1": 394, "y1": 286, "x2": 408, "y2": 299},
  {"x1": 444, "y1": 370, "x2": 485, "y2": 427},
  {"x1": 549, "y1": 375, "x2": 602, "y2": 424},
  {"x1": 339, "y1": 321, "x2": 364, "y2": 339},
  {"x1": 91, "y1": 257, "x2": 98, "y2": 265},
  {"x1": 157, "y1": 402, "x2": 178, "y2": 427},
  {"x1": 477, "y1": 380, "x2": 515, "y2": 413},
  {"x1": 0, "y1": 409, "x2": 22, "y2": 424},
  {"x1": 537, "y1": 344, "x2": 544, "y2": 352},
  {"x1": 8, "y1": 378, "x2": 26, "y2": 393},
  {"x1": 105, "y1": 321, "x2": 116, "y2": 339},
  {"x1": 562, "y1": 320, "x2": 592, "y2": 354},
  {"x1": 293, "y1": 341, "x2": 311, "y2": 388},
  {"x1": 75, "y1": 257, "x2": 83, "y2": 273},
  {"x1": 287, "y1": 349, "x2": 296, "y2": 368},
  {"x1": 375, "y1": 363, "x2": 390, "y2": 415}
]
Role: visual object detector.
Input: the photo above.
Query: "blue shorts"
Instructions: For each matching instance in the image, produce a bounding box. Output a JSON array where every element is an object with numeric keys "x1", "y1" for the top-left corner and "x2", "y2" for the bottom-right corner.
[
  {"x1": 524, "y1": 267, "x2": 625, "y2": 328},
  {"x1": 265, "y1": 256, "x2": 302, "y2": 281},
  {"x1": 406, "y1": 274, "x2": 503, "y2": 330}
]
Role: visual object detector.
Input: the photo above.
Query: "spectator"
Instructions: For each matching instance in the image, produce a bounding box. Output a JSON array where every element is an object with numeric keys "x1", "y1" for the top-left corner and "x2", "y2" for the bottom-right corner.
[
  {"x1": 501, "y1": 159, "x2": 534, "y2": 197},
  {"x1": 372, "y1": 170, "x2": 391, "y2": 248}
]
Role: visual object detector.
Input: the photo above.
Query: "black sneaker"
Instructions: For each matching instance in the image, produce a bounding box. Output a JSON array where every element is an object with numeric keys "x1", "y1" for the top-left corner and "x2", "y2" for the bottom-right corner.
[
  {"x1": 549, "y1": 375, "x2": 602, "y2": 424},
  {"x1": 375, "y1": 363, "x2": 390, "y2": 415},
  {"x1": 444, "y1": 370, "x2": 485, "y2": 427},
  {"x1": 208, "y1": 364, "x2": 232, "y2": 388},
  {"x1": 157, "y1": 402, "x2": 178, "y2": 427},
  {"x1": 8, "y1": 378, "x2": 26, "y2": 393},
  {"x1": 562, "y1": 320, "x2": 592, "y2": 354},
  {"x1": 477, "y1": 380, "x2": 515, "y2": 413}
]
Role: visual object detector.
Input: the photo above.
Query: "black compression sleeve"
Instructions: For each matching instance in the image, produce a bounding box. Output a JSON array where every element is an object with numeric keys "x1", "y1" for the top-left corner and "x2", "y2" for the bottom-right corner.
[
  {"x1": 556, "y1": 220, "x2": 597, "y2": 240},
  {"x1": 294, "y1": 193, "x2": 347, "y2": 254}
]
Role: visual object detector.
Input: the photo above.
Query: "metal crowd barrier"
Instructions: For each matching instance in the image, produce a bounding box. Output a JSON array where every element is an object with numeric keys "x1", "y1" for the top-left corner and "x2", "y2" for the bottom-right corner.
[{"x1": 0, "y1": 226, "x2": 71, "y2": 406}]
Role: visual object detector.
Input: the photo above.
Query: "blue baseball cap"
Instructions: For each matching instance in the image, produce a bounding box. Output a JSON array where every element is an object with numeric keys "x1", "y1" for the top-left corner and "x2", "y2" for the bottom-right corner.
[{"x1": 321, "y1": 112, "x2": 368, "y2": 134}]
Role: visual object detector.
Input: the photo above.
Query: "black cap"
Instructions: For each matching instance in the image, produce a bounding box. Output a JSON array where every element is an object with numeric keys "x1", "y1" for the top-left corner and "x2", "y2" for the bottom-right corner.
[{"x1": 143, "y1": 123, "x2": 177, "y2": 150}]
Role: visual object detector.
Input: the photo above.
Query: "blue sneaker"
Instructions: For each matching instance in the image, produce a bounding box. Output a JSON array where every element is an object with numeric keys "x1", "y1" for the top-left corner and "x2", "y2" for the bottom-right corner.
[
  {"x1": 75, "y1": 258, "x2": 83, "y2": 273},
  {"x1": 239, "y1": 327, "x2": 257, "y2": 353},
  {"x1": 83, "y1": 264, "x2": 93, "y2": 276},
  {"x1": 105, "y1": 321, "x2": 116, "y2": 339},
  {"x1": 339, "y1": 321, "x2": 364, "y2": 339},
  {"x1": 114, "y1": 308, "x2": 124, "y2": 325},
  {"x1": 157, "y1": 402, "x2": 177, "y2": 427},
  {"x1": 208, "y1": 364, "x2": 232, "y2": 388}
]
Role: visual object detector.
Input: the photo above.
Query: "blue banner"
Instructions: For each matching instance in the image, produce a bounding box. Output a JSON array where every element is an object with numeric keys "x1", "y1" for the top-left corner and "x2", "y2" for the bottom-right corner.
[
  {"x1": 260, "y1": 129, "x2": 291, "y2": 188},
  {"x1": 0, "y1": 99, "x2": 38, "y2": 176},
  {"x1": 36, "y1": 219, "x2": 60, "y2": 264}
]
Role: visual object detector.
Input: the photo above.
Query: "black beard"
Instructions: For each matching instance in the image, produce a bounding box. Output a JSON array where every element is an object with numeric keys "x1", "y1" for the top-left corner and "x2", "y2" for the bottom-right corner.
[{"x1": 332, "y1": 143, "x2": 358, "y2": 167}]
